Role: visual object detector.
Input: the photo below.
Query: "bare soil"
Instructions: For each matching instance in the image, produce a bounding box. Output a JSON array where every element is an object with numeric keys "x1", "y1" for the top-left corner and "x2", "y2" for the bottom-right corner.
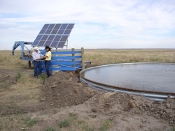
[{"x1": 0, "y1": 69, "x2": 175, "y2": 131}]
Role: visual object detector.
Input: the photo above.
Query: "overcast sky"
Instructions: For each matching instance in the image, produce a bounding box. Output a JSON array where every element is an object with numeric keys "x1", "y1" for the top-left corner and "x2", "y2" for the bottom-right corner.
[{"x1": 0, "y1": 0, "x2": 175, "y2": 50}]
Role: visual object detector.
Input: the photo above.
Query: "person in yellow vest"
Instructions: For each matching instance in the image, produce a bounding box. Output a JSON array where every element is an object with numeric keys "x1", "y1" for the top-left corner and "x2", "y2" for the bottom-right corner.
[{"x1": 43, "y1": 46, "x2": 52, "y2": 77}]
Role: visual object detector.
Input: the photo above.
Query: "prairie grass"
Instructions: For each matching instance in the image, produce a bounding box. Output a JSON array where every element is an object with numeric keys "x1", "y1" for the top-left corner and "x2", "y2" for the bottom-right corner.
[
  {"x1": 0, "y1": 50, "x2": 30, "y2": 69},
  {"x1": 1, "y1": 49, "x2": 175, "y2": 69},
  {"x1": 84, "y1": 49, "x2": 175, "y2": 65}
]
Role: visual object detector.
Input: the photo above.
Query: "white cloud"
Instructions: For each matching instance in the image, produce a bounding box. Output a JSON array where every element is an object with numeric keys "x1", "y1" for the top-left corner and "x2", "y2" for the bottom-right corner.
[{"x1": 0, "y1": 0, "x2": 175, "y2": 49}]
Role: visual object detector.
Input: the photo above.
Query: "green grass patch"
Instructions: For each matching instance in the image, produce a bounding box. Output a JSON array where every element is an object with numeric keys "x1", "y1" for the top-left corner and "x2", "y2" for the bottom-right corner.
[
  {"x1": 100, "y1": 120, "x2": 112, "y2": 131},
  {"x1": 39, "y1": 74, "x2": 47, "y2": 83},
  {"x1": 169, "y1": 127, "x2": 175, "y2": 131},
  {"x1": 59, "y1": 119, "x2": 70, "y2": 128},
  {"x1": 82, "y1": 123, "x2": 95, "y2": 131},
  {"x1": 149, "y1": 57, "x2": 161, "y2": 62},
  {"x1": 43, "y1": 127, "x2": 56, "y2": 131},
  {"x1": 0, "y1": 81, "x2": 10, "y2": 89},
  {"x1": 16, "y1": 72, "x2": 21, "y2": 81},
  {"x1": 22, "y1": 117, "x2": 37, "y2": 127},
  {"x1": 129, "y1": 58, "x2": 140, "y2": 62},
  {"x1": 69, "y1": 113, "x2": 78, "y2": 120}
]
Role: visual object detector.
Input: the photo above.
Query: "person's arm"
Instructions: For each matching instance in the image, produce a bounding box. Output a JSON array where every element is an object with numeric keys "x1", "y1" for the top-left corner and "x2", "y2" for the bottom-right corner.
[{"x1": 32, "y1": 52, "x2": 44, "y2": 60}]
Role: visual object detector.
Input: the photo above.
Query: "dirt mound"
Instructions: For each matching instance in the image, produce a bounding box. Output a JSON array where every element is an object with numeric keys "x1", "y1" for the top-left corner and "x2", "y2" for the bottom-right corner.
[
  {"x1": 41, "y1": 72, "x2": 96, "y2": 107},
  {"x1": 89, "y1": 92, "x2": 175, "y2": 126},
  {"x1": 40, "y1": 72, "x2": 175, "y2": 126},
  {"x1": 41, "y1": 72, "x2": 175, "y2": 126}
]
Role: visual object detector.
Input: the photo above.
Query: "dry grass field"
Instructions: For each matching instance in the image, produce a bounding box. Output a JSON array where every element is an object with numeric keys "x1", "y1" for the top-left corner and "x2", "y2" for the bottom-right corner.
[
  {"x1": 85, "y1": 49, "x2": 175, "y2": 65},
  {"x1": 0, "y1": 49, "x2": 175, "y2": 131}
]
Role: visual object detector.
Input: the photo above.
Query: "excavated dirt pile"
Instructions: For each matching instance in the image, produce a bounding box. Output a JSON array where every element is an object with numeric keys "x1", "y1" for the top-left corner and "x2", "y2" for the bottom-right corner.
[
  {"x1": 41, "y1": 71, "x2": 96, "y2": 107},
  {"x1": 89, "y1": 92, "x2": 175, "y2": 126},
  {"x1": 40, "y1": 71, "x2": 175, "y2": 126}
]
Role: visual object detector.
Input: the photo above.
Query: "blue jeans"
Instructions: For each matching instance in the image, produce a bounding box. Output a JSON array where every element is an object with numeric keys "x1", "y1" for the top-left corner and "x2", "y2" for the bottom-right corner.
[
  {"x1": 45, "y1": 60, "x2": 51, "y2": 77},
  {"x1": 33, "y1": 61, "x2": 42, "y2": 76}
]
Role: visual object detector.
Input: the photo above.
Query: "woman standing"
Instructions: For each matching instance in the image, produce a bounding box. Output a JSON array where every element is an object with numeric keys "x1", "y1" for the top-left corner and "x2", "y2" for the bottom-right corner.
[{"x1": 44, "y1": 46, "x2": 52, "y2": 77}]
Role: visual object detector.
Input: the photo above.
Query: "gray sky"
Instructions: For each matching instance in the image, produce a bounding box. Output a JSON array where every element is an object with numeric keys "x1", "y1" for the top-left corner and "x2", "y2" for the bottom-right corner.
[{"x1": 0, "y1": 0, "x2": 175, "y2": 50}]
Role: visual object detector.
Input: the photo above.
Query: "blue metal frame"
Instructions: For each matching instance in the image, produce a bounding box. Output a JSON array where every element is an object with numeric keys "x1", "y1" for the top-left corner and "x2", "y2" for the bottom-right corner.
[
  {"x1": 12, "y1": 41, "x2": 33, "y2": 61},
  {"x1": 12, "y1": 41, "x2": 83, "y2": 71}
]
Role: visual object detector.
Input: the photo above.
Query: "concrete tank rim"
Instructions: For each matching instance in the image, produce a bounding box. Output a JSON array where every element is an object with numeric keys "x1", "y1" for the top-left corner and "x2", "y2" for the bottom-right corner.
[{"x1": 80, "y1": 62, "x2": 175, "y2": 95}]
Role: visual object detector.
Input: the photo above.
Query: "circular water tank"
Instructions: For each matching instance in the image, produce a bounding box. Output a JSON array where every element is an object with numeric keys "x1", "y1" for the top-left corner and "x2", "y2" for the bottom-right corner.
[{"x1": 80, "y1": 63, "x2": 175, "y2": 101}]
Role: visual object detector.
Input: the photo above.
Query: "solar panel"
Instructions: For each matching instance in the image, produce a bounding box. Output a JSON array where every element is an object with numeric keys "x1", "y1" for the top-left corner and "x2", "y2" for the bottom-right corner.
[{"x1": 32, "y1": 23, "x2": 74, "y2": 48}]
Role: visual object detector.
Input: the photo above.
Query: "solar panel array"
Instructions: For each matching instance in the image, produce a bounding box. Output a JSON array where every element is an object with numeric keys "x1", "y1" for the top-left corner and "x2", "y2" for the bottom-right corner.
[{"x1": 32, "y1": 23, "x2": 74, "y2": 48}]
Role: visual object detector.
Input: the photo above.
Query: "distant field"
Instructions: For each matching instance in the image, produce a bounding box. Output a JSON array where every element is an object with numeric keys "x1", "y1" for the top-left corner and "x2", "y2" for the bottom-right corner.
[
  {"x1": 85, "y1": 49, "x2": 175, "y2": 65},
  {"x1": 0, "y1": 49, "x2": 175, "y2": 69}
]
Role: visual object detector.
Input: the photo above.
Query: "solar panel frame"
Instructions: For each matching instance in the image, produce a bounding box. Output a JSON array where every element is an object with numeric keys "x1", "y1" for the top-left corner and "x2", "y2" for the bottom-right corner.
[
  {"x1": 66, "y1": 24, "x2": 74, "y2": 29},
  {"x1": 57, "y1": 42, "x2": 66, "y2": 48},
  {"x1": 32, "y1": 23, "x2": 74, "y2": 48},
  {"x1": 42, "y1": 24, "x2": 50, "y2": 30},
  {"x1": 48, "y1": 24, "x2": 55, "y2": 30},
  {"x1": 64, "y1": 30, "x2": 71, "y2": 35},
  {"x1": 39, "y1": 29, "x2": 46, "y2": 34},
  {"x1": 35, "y1": 35, "x2": 43, "y2": 41},
  {"x1": 60, "y1": 36, "x2": 68, "y2": 41},
  {"x1": 60, "y1": 24, "x2": 68, "y2": 29}
]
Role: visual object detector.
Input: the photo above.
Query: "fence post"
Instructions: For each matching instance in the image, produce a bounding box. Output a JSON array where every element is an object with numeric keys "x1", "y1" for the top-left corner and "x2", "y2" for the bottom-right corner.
[
  {"x1": 72, "y1": 48, "x2": 75, "y2": 71},
  {"x1": 81, "y1": 47, "x2": 85, "y2": 70}
]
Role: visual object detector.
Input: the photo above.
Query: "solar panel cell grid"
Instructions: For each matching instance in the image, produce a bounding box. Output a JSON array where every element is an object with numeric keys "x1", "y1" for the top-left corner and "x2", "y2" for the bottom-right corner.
[
  {"x1": 32, "y1": 23, "x2": 74, "y2": 48},
  {"x1": 32, "y1": 41, "x2": 39, "y2": 46},
  {"x1": 35, "y1": 35, "x2": 43, "y2": 41},
  {"x1": 60, "y1": 36, "x2": 68, "y2": 41},
  {"x1": 53, "y1": 35, "x2": 61, "y2": 41},
  {"x1": 60, "y1": 24, "x2": 68, "y2": 29},
  {"x1": 39, "y1": 29, "x2": 46, "y2": 34},
  {"x1": 50, "y1": 41, "x2": 58, "y2": 47},
  {"x1": 47, "y1": 35, "x2": 55, "y2": 41},
  {"x1": 45, "y1": 30, "x2": 52, "y2": 34},
  {"x1": 57, "y1": 42, "x2": 66, "y2": 48},
  {"x1": 64, "y1": 30, "x2": 71, "y2": 34},
  {"x1": 41, "y1": 35, "x2": 49, "y2": 40},
  {"x1": 67, "y1": 24, "x2": 74, "y2": 29},
  {"x1": 38, "y1": 41, "x2": 45, "y2": 46},
  {"x1": 51, "y1": 30, "x2": 58, "y2": 34},
  {"x1": 42, "y1": 24, "x2": 49, "y2": 29},
  {"x1": 57, "y1": 30, "x2": 64, "y2": 34},
  {"x1": 48, "y1": 24, "x2": 55, "y2": 30},
  {"x1": 54, "y1": 24, "x2": 61, "y2": 29},
  {"x1": 44, "y1": 41, "x2": 52, "y2": 46}
]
